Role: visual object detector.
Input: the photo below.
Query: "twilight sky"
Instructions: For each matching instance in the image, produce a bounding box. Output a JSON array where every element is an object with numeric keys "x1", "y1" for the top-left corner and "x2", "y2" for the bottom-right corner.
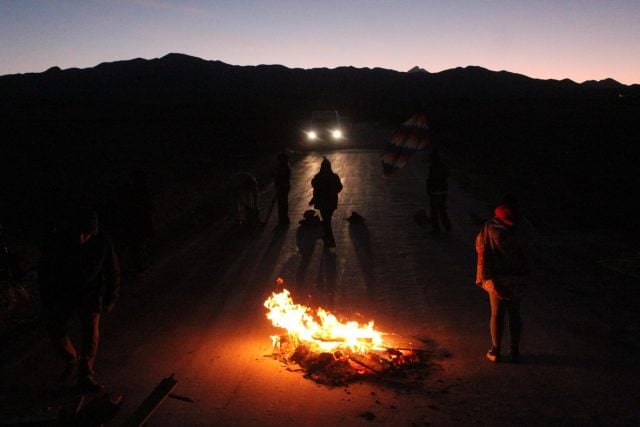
[{"x1": 1, "y1": 0, "x2": 639, "y2": 84}]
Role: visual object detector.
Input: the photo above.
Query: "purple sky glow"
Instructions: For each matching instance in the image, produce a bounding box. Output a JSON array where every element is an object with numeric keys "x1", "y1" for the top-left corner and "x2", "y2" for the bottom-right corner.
[{"x1": 1, "y1": 0, "x2": 639, "y2": 84}]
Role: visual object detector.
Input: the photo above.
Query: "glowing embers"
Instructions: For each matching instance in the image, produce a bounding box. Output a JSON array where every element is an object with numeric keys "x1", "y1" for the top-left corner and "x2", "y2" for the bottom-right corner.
[{"x1": 264, "y1": 286, "x2": 429, "y2": 386}]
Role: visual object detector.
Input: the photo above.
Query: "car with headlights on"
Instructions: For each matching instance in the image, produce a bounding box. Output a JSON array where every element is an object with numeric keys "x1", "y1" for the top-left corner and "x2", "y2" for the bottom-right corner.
[{"x1": 302, "y1": 110, "x2": 345, "y2": 147}]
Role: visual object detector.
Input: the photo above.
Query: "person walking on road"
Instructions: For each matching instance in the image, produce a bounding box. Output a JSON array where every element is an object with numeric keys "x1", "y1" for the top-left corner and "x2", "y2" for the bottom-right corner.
[
  {"x1": 273, "y1": 152, "x2": 291, "y2": 226},
  {"x1": 310, "y1": 157, "x2": 343, "y2": 248},
  {"x1": 426, "y1": 148, "x2": 451, "y2": 235},
  {"x1": 38, "y1": 207, "x2": 121, "y2": 391},
  {"x1": 475, "y1": 201, "x2": 530, "y2": 363}
]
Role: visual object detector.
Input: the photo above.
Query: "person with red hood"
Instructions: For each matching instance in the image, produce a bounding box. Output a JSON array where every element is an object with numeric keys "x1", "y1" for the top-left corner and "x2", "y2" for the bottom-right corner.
[
  {"x1": 475, "y1": 199, "x2": 531, "y2": 362},
  {"x1": 310, "y1": 157, "x2": 343, "y2": 248}
]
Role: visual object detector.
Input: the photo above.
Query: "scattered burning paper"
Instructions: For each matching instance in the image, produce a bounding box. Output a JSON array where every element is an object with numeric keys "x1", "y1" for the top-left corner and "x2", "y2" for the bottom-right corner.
[{"x1": 264, "y1": 287, "x2": 430, "y2": 386}]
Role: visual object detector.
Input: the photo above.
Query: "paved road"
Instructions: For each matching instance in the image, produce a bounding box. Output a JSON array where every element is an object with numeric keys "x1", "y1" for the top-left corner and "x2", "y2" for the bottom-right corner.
[{"x1": 2, "y1": 149, "x2": 638, "y2": 426}]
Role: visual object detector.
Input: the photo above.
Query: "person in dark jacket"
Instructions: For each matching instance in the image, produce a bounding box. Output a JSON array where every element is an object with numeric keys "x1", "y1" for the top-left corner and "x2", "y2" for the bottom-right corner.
[
  {"x1": 475, "y1": 202, "x2": 530, "y2": 363},
  {"x1": 273, "y1": 152, "x2": 291, "y2": 225},
  {"x1": 310, "y1": 157, "x2": 343, "y2": 248},
  {"x1": 38, "y1": 207, "x2": 120, "y2": 391},
  {"x1": 426, "y1": 149, "x2": 451, "y2": 234}
]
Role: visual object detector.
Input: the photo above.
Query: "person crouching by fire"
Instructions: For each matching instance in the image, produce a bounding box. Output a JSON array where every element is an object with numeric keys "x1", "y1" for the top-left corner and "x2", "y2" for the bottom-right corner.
[
  {"x1": 38, "y1": 207, "x2": 120, "y2": 392},
  {"x1": 475, "y1": 199, "x2": 531, "y2": 363}
]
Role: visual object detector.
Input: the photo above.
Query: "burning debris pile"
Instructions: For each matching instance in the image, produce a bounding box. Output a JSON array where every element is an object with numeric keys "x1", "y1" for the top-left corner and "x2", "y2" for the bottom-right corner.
[{"x1": 264, "y1": 288, "x2": 431, "y2": 386}]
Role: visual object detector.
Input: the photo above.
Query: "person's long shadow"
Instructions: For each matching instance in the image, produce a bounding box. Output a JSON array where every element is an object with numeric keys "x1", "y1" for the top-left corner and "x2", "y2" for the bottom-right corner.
[
  {"x1": 348, "y1": 222, "x2": 376, "y2": 299},
  {"x1": 316, "y1": 248, "x2": 337, "y2": 308},
  {"x1": 254, "y1": 225, "x2": 289, "y2": 282},
  {"x1": 296, "y1": 221, "x2": 323, "y2": 287}
]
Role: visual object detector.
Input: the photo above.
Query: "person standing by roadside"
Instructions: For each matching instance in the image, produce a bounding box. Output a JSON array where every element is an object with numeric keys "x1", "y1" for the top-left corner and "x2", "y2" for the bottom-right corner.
[
  {"x1": 38, "y1": 207, "x2": 120, "y2": 391},
  {"x1": 475, "y1": 201, "x2": 530, "y2": 363},
  {"x1": 310, "y1": 157, "x2": 343, "y2": 248},
  {"x1": 426, "y1": 148, "x2": 451, "y2": 235},
  {"x1": 273, "y1": 152, "x2": 291, "y2": 226}
]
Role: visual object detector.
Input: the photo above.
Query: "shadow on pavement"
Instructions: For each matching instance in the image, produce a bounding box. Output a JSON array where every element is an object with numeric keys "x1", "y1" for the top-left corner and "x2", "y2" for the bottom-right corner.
[
  {"x1": 295, "y1": 222, "x2": 323, "y2": 287},
  {"x1": 348, "y1": 222, "x2": 375, "y2": 299}
]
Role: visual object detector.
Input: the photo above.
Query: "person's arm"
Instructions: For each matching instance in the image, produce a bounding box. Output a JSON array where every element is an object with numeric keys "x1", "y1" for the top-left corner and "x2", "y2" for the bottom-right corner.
[{"x1": 475, "y1": 224, "x2": 492, "y2": 285}]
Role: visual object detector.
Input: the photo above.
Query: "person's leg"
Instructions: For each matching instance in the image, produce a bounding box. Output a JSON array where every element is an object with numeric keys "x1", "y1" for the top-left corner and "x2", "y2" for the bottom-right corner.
[
  {"x1": 440, "y1": 195, "x2": 452, "y2": 232},
  {"x1": 47, "y1": 308, "x2": 78, "y2": 360},
  {"x1": 79, "y1": 310, "x2": 100, "y2": 377},
  {"x1": 320, "y1": 209, "x2": 335, "y2": 246},
  {"x1": 282, "y1": 189, "x2": 290, "y2": 223},
  {"x1": 235, "y1": 196, "x2": 243, "y2": 223},
  {"x1": 429, "y1": 195, "x2": 441, "y2": 233},
  {"x1": 277, "y1": 191, "x2": 289, "y2": 224},
  {"x1": 130, "y1": 239, "x2": 148, "y2": 280},
  {"x1": 77, "y1": 309, "x2": 102, "y2": 390},
  {"x1": 46, "y1": 305, "x2": 79, "y2": 380},
  {"x1": 489, "y1": 293, "x2": 505, "y2": 352}
]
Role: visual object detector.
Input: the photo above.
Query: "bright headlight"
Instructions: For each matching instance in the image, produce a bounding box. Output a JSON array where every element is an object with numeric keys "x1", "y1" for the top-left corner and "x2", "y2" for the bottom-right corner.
[
  {"x1": 307, "y1": 131, "x2": 317, "y2": 140},
  {"x1": 332, "y1": 129, "x2": 342, "y2": 139}
]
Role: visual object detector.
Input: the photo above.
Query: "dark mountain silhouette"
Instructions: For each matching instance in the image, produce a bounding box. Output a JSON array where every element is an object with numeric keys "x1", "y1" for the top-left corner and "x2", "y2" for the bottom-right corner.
[
  {"x1": 1, "y1": 53, "x2": 639, "y2": 241},
  {"x1": 407, "y1": 66, "x2": 429, "y2": 74},
  {"x1": 2, "y1": 54, "x2": 637, "y2": 106}
]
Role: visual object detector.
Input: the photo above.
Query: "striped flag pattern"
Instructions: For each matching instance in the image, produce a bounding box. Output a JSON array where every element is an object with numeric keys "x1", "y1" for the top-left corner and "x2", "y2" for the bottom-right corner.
[{"x1": 381, "y1": 113, "x2": 431, "y2": 176}]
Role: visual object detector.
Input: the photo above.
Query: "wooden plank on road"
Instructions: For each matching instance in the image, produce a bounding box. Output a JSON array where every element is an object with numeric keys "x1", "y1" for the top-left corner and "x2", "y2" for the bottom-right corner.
[{"x1": 122, "y1": 374, "x2": 178, "y2": 427}]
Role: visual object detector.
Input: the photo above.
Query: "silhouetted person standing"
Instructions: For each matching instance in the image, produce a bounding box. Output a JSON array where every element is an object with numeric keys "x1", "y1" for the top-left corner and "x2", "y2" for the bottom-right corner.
[
  {"x1": 426, "y1": 149, "x2": 451, "y2": 234},
  {"x1": 38, "y1": 207, "x2": 120, "y2": 391},
  {"x1": 310, "y1": 157, "x2": 343, "y2": 248},
  {"x1": 273, "y1": 152, "x2": 291, "y2": 225},
  {"x1": 475, "y1": 202, "x2": 530, "y2": 363}
]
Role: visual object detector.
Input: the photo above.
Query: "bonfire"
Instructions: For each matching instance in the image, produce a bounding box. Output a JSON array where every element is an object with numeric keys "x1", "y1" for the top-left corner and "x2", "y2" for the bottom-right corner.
[{"x1": 264, "y1": 285, "x2": 428, "y2": 386}]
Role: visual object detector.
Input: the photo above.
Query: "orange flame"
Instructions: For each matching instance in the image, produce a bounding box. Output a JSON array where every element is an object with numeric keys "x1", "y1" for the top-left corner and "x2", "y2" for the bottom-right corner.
[{"x1": 264, "y1": 289, "x2": 384, "y2": 353}]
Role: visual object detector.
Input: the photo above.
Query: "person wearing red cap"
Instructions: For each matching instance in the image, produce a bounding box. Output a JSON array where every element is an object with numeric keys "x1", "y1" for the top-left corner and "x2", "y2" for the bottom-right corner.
[{"x1": 475, "y1": 201, "x2": 530, "y2": 362}]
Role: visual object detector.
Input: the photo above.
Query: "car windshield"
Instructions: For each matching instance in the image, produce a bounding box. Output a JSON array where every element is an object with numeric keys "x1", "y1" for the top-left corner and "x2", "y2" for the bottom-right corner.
[{"x1": 310, "y1": 110, "x2": 340, "y2": 127}]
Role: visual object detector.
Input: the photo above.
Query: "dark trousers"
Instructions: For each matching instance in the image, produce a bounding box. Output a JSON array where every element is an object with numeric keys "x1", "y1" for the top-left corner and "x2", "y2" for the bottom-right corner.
[
  {"x1": 319, "y1": 208, "x2": 335, "y2": 244},
  {"x1": 429, "y1": 194, "x2": 451, "y2": 232},
  {"x1": 489, "y1": 293, "x2": 522, "y2": 353},
  {"x1": 277, "y1": 189, "x2": 289, "y2": 224},
  {"x1": 47, "y1": 304, "x2": 100, "y2": 376}
]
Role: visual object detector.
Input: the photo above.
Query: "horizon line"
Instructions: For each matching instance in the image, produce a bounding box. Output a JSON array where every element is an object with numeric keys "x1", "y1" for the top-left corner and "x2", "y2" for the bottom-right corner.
[{"x1": 1, "y1": 53, "x2": 637, "y2": 86}]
